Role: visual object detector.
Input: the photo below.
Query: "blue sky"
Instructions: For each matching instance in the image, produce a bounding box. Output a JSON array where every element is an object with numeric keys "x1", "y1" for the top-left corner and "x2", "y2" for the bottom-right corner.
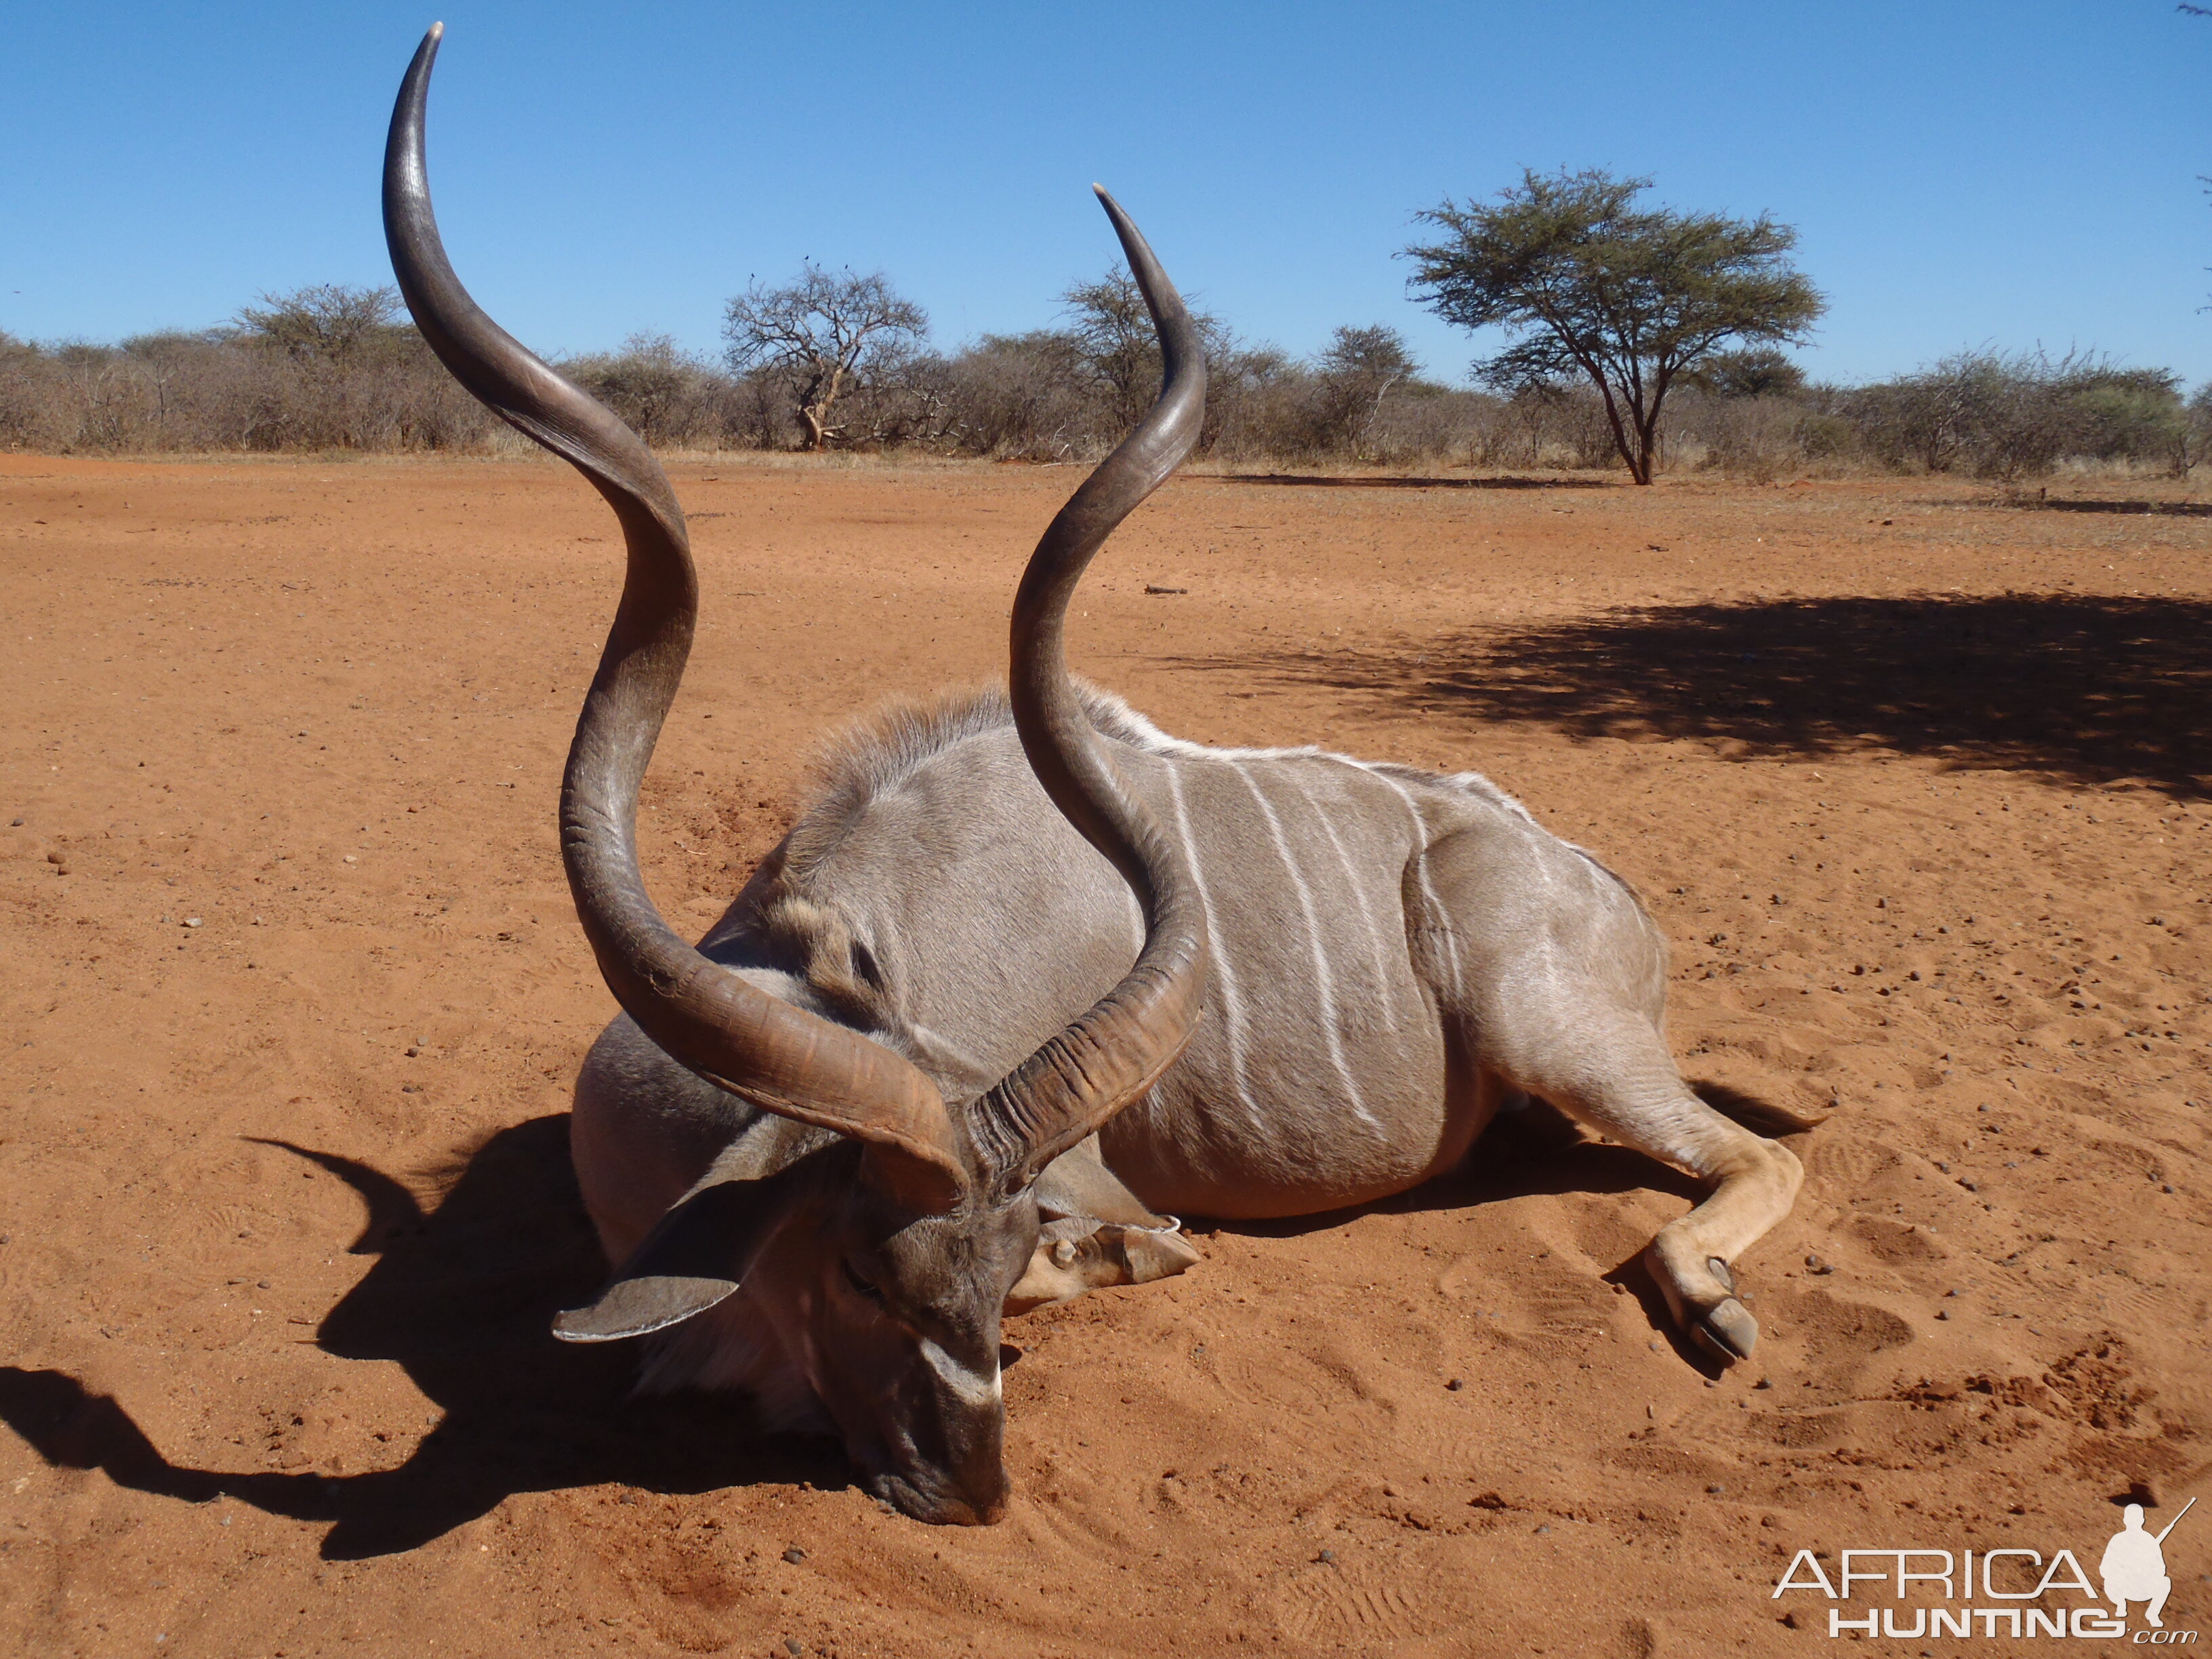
[{"x1": 4, "y1": 2, "x2": 2209, "y2": 388}]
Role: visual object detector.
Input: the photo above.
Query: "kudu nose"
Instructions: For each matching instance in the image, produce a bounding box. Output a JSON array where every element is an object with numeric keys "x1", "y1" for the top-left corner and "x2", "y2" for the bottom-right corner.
[{"x1": 874, "y1": 1465, "x2": 1008, "y2": 1526}]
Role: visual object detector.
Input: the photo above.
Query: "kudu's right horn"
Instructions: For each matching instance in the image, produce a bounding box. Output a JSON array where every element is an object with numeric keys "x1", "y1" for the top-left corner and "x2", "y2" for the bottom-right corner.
[{"x1": 382, "y1": 24, "x2": 964, "y2": 1212}]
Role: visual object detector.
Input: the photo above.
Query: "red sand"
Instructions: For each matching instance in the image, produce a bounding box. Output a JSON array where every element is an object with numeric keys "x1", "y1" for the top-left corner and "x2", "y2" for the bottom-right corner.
[{"x1": 1, "y1": 452, "x2": 2207, "y2": 1656}]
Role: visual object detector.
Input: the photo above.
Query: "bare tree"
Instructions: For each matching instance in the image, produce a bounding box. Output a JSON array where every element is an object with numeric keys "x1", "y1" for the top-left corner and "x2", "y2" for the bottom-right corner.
[
  {"x1": 722, "y1": 264, "x2": 927, "y2": 450},
  {"x1": 1314, "y1": 325, "x2": 1418, "y2": 461},
  {"x1": 1058, "y1": 264, "x2": 1230, "y2": 438},
  {"x1": 566, "y1": 331, "x2": 729, "y2": 449}
]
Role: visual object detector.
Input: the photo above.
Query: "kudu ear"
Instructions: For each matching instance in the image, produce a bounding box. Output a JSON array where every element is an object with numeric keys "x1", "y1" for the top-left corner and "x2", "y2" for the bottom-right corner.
[
  {"x1": 1033, "y1": 1134, "x2": 1173, "y2": 1229},
  {"x1": 553, "y1": 1160, "x2": 812, "y2": 1343},
  {"x1": 1007, "y1": 1136, "x2": 1200, "y2": 1315}
]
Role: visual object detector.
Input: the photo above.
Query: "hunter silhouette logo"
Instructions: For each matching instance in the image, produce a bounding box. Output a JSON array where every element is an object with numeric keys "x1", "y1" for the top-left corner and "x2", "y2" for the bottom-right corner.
[
  {"x1": 1771, "y1": 1494, "x2": 2197, "y2": 1641},
  {"x1": 2104, "y1": 1500, "x2": 2193, "y2": 1631}
]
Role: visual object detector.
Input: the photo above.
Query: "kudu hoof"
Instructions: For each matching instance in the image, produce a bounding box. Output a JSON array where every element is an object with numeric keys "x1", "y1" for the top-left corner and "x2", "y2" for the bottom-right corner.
[
  {"x1": 1642, "y1": 1242, "x2": 1756, "y2": 1363},
  {"x1": 1692, "y1": 1297, "x2": 1759, "y2": 1364}
]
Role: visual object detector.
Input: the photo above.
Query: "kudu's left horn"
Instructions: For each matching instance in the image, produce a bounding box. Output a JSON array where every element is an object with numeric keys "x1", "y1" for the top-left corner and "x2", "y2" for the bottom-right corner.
[{"x1": 970, "y1": 188, "x2": 1211, "y2": 1191}]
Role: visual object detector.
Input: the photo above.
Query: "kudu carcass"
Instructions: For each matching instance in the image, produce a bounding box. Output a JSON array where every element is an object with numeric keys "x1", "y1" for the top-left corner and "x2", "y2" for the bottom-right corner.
[{"x1": 384, "y1": 27, "x2": 1804, "y2": 1525}]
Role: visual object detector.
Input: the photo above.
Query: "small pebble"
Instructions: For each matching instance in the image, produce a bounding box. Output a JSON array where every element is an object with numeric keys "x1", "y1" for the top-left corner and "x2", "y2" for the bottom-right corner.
[
  {"x1": 1317, "y1": 1549, "x2": 1336, "y2": 1564},
  {"x1": 1935, "y1": 1310, "x2": 1949, "y2": 1320},
  {"x1": 184, "y1": 918, "x2": 201, "y2": 928},
  {"x1": 1706, "y1": 1483, "x2": 1726, "y2": 1495},
  {"x1": 782, "y1": 1547, "x2": 806, "y2": 1565},
  {"x1": 1535, "y1": 1523, "x2": 1550, "y2": 1534},
  {"x1": 1804, "y1": 1255, "x2": 1833, "y2": 1275},
  {"x1": 785, "y1": 1641, "x2": 804, "y2": 1658},
  {"x1": 9, "y1": 817, "x2": 22, "y2": 827},
  {"x1": 1446, "y1": 1378, "x2": 1463, "y2": 1391}
]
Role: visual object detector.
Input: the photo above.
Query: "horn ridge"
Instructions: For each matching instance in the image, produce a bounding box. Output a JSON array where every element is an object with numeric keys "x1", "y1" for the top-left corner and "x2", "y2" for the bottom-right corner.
[
  {"x1": 975, "y1": 189, "x2": 1212, "y2": 1186},
  {"x1": 382, "y1": 26, "x2": 964, "y2": 1211}
]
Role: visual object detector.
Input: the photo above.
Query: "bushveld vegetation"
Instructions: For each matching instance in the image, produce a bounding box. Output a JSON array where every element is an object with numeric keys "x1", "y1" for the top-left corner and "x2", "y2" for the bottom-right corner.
[{"x1": 3, "y1": 279, "x2": 2207, "y2": 480}]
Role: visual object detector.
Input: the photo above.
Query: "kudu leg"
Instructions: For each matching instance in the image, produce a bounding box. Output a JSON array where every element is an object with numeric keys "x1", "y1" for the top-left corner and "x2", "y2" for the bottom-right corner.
[
  {"x1": 1494, "y1": 1007, "x2": 1801, "y2": 1361},
  {"x1": 1422, "y1": 834, "x2": 1802, "y2": 1363}
]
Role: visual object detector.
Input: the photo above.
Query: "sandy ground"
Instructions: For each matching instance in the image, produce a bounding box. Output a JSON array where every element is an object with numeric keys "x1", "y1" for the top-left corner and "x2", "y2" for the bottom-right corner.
[{"x1": 1, "y1": 451, "x2": 2208, "y2": 1657}]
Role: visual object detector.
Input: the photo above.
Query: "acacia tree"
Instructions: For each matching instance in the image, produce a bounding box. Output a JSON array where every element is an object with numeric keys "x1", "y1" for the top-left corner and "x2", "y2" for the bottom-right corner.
[
  {"x1": 1403, "y1": 169, "x2": 1823, "y2": 483},
  {"x1": 722, "y1": 264, "x2": 927, "y2": 450}
]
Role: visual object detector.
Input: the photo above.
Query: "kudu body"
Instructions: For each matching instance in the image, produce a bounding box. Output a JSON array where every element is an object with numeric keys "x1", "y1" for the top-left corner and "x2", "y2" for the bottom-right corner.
[{"x1": 385, "y1": 27, "x2": 1802, "y2": 1527}]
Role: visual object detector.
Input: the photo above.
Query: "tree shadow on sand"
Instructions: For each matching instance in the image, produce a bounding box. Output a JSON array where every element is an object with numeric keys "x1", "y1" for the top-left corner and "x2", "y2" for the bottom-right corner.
[
  {"x1": 1183, "y1": 594, "x2": 2212, "y2": 800},
  {"x1": 0, "y1": 1117, "x2": 848, "y2": 1560}
]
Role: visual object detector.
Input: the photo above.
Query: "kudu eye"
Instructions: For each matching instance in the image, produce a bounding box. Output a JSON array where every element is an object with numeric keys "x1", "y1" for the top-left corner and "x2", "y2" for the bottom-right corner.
[{"x1": 841, "y1": 1257, "x2": 886, "y2": 1302}]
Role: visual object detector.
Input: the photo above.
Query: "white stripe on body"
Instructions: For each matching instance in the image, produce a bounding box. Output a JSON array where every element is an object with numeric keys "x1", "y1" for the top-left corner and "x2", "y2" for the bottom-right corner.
[
  {"x1": 1357, "y1": 762, "x2": 1466, "y2": 1003},
  {"x1": 1161, "y1": 760, "x2": 1263, "y2": 1127},
  {"x1": 1309, "y1": 758, "x2": 1412, "y2": 1024},
  {"x1": 1225, "y1": 758, "x2": 1379, "y2": 1128},
  {"x1": 1094, "y1": 693, "x2": 1539, "y2": 829}
]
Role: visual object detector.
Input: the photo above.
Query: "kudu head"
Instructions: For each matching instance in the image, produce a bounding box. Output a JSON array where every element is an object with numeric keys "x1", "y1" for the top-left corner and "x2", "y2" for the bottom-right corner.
[{"x1": 384, "y1": 26, "x2": 1207, "y2": 1523}]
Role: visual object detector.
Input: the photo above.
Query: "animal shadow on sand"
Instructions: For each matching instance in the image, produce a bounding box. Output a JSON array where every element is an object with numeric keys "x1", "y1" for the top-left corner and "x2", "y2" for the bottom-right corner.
[
  {"x1": 0, "y1": 1083, "x2": 1809, "y2": 1549},
  {"x1": 1181, "y1": 594, "x2": 2212, "y2": 800},
  {"x1": 0, "y1": 1117, "x2": 851, "y2": 1560}
]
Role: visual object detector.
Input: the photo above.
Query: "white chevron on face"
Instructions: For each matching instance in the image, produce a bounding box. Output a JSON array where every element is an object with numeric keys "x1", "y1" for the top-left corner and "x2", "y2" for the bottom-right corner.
[{"x1": 918, "y1": 1336, "x2": 1001, "y2": 1408}]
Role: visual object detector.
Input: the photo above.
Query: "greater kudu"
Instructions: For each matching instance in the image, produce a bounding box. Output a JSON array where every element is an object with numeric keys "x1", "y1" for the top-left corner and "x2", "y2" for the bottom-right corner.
[{"x1": 384, "y1": 26, "x2": 1803, "y2": 1525}]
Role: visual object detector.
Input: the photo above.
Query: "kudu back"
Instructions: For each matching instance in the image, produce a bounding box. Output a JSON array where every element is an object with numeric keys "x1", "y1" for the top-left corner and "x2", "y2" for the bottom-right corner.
[{"x1": 384, "y1": 26, "x2": 1805, "y2": 1525}]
